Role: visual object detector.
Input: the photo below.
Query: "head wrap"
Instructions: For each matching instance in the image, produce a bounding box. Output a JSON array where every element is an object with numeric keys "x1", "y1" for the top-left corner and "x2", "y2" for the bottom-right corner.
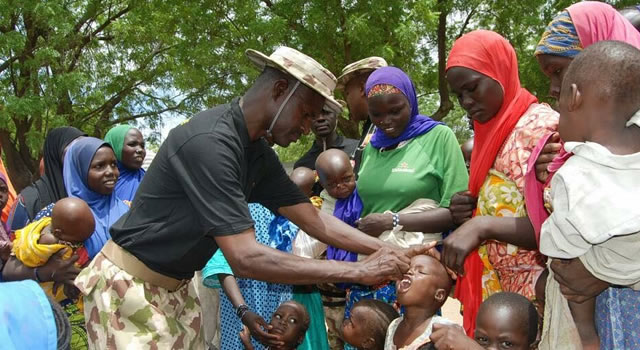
[
  {"x1": 0, "y1": 157, "x2": 16, "y2": 225},
  {"x1": 536, "y1": 1, "x2": 640, "y2": 57},
  {"x1": 535, "y1": 11, "x2": 583, "y2": 57},
  {"x1": 447, "y1": 30, "x2": 537, "y2": 197},
  {"x1": 367, "y1": 84, "x2": 403, "y2": 98},
  {"x1": 569, "y1": 1, "x2": 640, "y2": 50},
  {"x1": 446, "y1": 30, "x2": 537, "y2": 336},
  {"x1": 104, "y1": 124, "x2": 133, "y2": 162},
  {"x1": 19, "y1": 127, "x2": 86, "y2": 220},
  {"x1": 104, "y1": 125, "x2": 145, "y2": 201},
  {"x1": 63, "y1": 137, "x2": 129, "y2": 258},
  {"x1": 364, "y1": 67, "x2": 443, "y2": 149},
  {"x1": 0, "y1": 280, "x2": 59, "y2": 350}
]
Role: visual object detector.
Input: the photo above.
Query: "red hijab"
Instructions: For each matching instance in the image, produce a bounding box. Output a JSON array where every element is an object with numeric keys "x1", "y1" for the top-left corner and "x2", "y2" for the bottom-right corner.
[
  {"x1": 447, "y1": 30, "x2": 538, "y2": 196},
  {"x1": 446, "y1": 30, "x2": 537, "y2": 336}
]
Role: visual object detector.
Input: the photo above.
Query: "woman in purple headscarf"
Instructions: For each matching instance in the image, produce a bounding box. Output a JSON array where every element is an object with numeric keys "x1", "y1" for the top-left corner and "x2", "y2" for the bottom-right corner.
[{"x1": 341, "y1": 66, "x2": 468, "y2": 320}]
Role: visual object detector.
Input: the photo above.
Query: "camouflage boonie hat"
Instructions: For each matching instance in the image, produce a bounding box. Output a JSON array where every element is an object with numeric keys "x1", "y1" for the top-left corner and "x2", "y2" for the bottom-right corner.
[
  {"x1": 336, "y1": 56, "x2": 388, "y2": 91},
  {"x1": 246, "y1": 47, "x2": 342, "y2": 114}
]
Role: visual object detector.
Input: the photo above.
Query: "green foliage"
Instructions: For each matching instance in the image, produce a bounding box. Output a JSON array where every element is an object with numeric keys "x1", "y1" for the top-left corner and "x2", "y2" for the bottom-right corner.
[
  {"x1": 274, "y1": 133, "x2": 314, "y2": 163},
  {"x1": 1, "y1": 0, "x2": 636, "y2": 189}
]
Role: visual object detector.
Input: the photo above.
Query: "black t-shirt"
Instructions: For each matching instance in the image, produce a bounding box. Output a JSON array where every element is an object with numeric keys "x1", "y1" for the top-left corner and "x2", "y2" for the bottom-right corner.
[{"x1": 110, "y1": 98, "x2": 309, "y2": 279}]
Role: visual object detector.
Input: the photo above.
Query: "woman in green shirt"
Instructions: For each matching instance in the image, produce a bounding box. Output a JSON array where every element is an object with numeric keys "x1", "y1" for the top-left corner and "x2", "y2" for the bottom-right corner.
[{"x1": 344, "y1": 66, "x2": 468, "y2": 322}]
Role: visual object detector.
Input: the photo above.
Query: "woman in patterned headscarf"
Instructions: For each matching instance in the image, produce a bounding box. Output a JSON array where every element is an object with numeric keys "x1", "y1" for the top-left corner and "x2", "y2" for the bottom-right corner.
[{"x1": 529, "y1": 2, "x2": 640, "y2": 349}]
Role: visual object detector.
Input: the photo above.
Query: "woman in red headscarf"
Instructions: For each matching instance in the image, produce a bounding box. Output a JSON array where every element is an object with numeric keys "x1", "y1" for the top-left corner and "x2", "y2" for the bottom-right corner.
[
  {"x1": 0, "y1": 150, "x2": 16, "y2": 226},
  {"x1": 441, "y1": 30, "x2": 558, "y2": 335}
]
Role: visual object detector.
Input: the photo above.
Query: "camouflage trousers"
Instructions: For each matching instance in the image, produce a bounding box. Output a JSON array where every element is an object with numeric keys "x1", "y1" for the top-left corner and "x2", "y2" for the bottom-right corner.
[
  {"x1": 75, "y1": 253, "x2": 205, "y2": 350},
  {"x1": 319, "y1": 284, "x2": 346, "y2": 350}
]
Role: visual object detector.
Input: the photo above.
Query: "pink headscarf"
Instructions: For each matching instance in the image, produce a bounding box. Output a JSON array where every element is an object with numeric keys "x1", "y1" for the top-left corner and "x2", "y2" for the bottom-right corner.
[{"x1": 569, "y1": 1, "x2": 640, "y2": 49}]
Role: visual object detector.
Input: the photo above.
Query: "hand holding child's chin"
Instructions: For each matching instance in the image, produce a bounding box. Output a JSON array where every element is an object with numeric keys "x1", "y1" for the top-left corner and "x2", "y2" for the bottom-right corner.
[
  {"x1": 241, "y1": 311, "x2": 283, "y2": 348},
  {"x1": 355, "y1": 242, "x2": 447, "y2": 285},
  {"x1": 355, "y1": 247, "x2": 410, "y2": 285}
]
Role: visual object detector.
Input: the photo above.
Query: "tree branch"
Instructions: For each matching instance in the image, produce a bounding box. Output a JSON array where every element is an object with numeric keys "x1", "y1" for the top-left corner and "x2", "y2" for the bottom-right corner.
[
  {"x1": 224, "y1": 13, "x2": 250, "y2": 43},
  {"x1": 261, "y1": 0, "x2": 299, "y2": 31},
  {"x1": 68, "y1": 4, "x2": 131, "y2": 72},
  {"x1": 457, "y1": 7, "x2": 478, "y2": 39},
  {"x1": 78, "y1": 45, "x2": 175, "y2": 124},
  {"x1": 0, "y1": 54, "x2": 21, "y2": 74},
  {"x1": 432, "y1": 0, "x2": 453, "y2": 121}
]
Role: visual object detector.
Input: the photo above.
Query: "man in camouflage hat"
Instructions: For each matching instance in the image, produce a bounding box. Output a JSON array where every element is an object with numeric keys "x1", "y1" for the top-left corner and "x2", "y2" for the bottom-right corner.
[
  {"x1": 336, "y1": 56, "x2": 387, "y2": 174},
  {"x1": 75, "y1": 47, "x2": 427, "y2": 349}
]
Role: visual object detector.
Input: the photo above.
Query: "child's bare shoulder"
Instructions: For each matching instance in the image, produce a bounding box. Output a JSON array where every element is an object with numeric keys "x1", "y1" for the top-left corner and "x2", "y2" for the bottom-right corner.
[{"x1": 38, "y1": 232, "x2": 59, "y2": 245}]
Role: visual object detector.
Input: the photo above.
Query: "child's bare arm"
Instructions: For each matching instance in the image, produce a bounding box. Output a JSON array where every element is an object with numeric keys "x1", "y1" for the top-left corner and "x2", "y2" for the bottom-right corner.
[
  {"x1": 239, "y1": 325, "x2": 255, "y2": 350},
  {"x1": 568, "y1": 298, "x2": 599, "y2": 350},
  {"x1": 218, "y1": 274, "x2": 283, "y2": 348}
]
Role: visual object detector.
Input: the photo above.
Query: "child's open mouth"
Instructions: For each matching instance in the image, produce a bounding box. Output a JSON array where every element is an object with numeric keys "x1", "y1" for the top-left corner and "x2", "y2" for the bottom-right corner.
[{"x1": 397, "y1": 277, "x2": 412, "y2": 294}]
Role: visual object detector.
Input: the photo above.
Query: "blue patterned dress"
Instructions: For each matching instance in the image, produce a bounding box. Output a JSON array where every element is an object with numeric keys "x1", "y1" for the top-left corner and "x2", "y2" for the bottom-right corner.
[
  {"x1": 595, "y1": 287, "x2": 640, "y2": 349},
  {"x1": 202, "y1": 203, "x2": 328, "y2": 350}
]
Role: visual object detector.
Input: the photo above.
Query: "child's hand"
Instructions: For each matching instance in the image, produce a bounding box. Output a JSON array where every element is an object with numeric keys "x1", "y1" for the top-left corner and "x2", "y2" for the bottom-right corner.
[
  {"x1": 239, "y1": 325, "x2": 255, "y2": 350},
  {"x1": 430, "y1": 323, "x2": 483, "y2": 350},
  {"x1": 241, "y1": 311, "x2": 284, "y2": 348},
  {"x1": 535, "y1": 132, "x2": 562, "y2": 183},
  {"x1": 449, "y1": 191, "x2": 477, "y2": 226}
]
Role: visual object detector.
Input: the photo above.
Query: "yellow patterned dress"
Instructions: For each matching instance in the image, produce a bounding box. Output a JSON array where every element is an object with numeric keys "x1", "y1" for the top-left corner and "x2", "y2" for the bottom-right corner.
[{"x1": 475, "y1": 103, "x2": 557, "y2": 301}]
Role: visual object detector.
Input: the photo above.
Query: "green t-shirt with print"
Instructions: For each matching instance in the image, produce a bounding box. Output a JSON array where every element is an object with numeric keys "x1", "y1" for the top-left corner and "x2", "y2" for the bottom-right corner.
[{"x1": 357, "y1": 125, "x2": 469, "y2": 216}]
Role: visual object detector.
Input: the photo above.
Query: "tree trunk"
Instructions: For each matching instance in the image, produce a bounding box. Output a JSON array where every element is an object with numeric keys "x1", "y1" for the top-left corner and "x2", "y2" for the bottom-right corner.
[
  {"x1": 431, "y1": 0, "x2": 453, "y2": 121},
  {"x1": 0, "y1": 129, "x2": 37, "y2": 193}
]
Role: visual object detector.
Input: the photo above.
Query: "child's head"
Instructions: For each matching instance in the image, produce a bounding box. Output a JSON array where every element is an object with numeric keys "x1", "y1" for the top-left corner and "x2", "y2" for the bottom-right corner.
[
  {"x1": 51, "y1": 198, "x2": 95, "y2": 245},
  {"x1": 315, "y1": 149, "x2": 355, "y2": 199},
  {"x1": 396, "y1": 255, "x2": 452, "y2": 312},
  {"x1": 341, "y1": 299, "x2": 399, "y2": 350},
  {"x1": 475, "y1": 292, "x2": 539, "y2": 350},
  {"x1": 268, "y1": 300, "x2": 310, "y2": 349},
  {"x1": 289, "y1": 167, "x2": 316, "y2": 197},
  {"x1": 558, "y1": 40, "x2": 640, "y2": 144},
  {"x1": 461, "y1": 138, "x2": 473, "y2": 172}
]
